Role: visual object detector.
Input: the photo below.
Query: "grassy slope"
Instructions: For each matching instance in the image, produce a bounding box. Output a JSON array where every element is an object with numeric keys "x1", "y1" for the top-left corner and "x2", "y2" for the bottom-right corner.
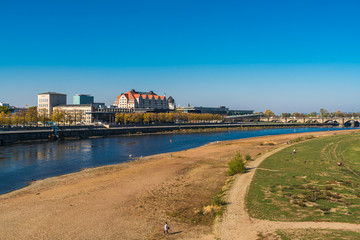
[
  {"x1": 246, "y1": 133, "x2": 360, "y2": 222},
  {"x1": 276, "y1": 229, "x2": 360, "y2": 240}
]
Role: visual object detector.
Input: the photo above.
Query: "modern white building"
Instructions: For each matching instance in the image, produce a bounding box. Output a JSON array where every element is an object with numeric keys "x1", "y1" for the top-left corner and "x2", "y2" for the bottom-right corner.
[
  {"x1": 0, "y1": 102, "x2": 10, "y2": 107},
  {"x1": 53, "y1": 103, "x2": 105, "y2": 123},
  {"x1": 37, "y1": 92, "x2": 67, "y2": 116},
  {"x1": 114, "y1": 89, "x2": 174, "y2": 110}
]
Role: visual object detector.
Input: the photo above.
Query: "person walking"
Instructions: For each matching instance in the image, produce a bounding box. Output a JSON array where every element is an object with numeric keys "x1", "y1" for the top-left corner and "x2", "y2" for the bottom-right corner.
[{"x1": 164, "y1": 222, "x2": 169, "y2": 234}]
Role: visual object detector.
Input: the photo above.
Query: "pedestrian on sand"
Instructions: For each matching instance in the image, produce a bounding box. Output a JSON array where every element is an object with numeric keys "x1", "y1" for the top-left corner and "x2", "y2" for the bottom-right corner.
[{"x1": 164, "y1": 222, "x2": 169, "y2": 234}]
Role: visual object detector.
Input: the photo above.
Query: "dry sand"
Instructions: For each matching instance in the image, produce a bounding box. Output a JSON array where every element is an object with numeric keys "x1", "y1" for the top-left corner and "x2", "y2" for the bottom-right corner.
[{"x1": 0, "y1": 129, "x2": 358, "y2": 240}]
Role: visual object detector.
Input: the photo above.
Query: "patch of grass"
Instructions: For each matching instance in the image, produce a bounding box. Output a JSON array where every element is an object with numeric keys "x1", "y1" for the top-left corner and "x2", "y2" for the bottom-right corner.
[
  {"x1": 276, "y1": 229, "x2": 360, "y2": 240},
  {"x1": 246, "y1": 133, "x2": 360, "y2": 223}
]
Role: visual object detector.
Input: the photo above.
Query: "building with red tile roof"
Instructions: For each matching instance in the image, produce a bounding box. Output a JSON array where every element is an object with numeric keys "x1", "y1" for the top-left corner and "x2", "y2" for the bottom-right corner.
[{"x1": 114, "y1": 89, "x2": 175, "y2": 110}]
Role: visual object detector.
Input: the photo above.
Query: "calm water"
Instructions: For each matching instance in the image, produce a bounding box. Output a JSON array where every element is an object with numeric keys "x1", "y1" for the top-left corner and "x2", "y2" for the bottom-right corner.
[{"x1": 0, "y1": 127, "x2": 351, "y2": 194}]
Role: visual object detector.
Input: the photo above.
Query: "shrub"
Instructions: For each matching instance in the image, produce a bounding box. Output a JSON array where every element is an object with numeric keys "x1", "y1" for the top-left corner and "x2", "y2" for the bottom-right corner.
[
  {"x1": 244, "y1": 154, "x2": 252, "y2": 161},
  {"x1": 227, "y1": 153, "x2": 246, "y2": 176},
  {"x1": 213, "y1": 194, "x2": 226, "y2": 206}
]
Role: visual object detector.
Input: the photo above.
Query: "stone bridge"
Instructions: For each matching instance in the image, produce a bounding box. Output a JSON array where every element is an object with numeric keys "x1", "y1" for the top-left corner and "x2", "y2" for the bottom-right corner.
[{"x1": 260, "y1": 117, "x2": 360, "y2": 127}]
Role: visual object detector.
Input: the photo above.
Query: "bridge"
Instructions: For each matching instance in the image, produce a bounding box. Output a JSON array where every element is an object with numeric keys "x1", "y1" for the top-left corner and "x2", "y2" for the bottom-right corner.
[{"x1": 260, "y1": 116, "x2": 360, "y2": 127}]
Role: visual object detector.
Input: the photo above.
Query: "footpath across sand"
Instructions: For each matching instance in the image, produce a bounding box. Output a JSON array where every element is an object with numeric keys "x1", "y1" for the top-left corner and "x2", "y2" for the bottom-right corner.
[
  {"x1": 215, "y1": 140, "x2": 360, "y2": 240},
  {"x1": 0, "y1": 129, "x2": 357, "y2": 239}
]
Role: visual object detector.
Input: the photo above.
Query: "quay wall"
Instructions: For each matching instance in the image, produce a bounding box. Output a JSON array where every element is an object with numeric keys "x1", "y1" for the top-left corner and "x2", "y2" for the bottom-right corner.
[{"x1": 0, "y1": 123, "x2": 334, "y2": 146}]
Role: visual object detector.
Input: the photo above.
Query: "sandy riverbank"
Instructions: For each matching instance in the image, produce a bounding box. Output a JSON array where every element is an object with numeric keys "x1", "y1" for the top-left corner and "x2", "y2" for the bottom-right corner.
[{"x1": 0, "y1": 129, "x2": 357, "y2": 240}]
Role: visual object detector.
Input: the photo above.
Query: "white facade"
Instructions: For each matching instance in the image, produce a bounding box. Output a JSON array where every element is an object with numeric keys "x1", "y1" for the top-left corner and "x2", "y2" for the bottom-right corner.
[
  {"x1": 53, "y1": 104, "x2": 93, "y2": 123},
  {"x1": 0, "y1": 102, "x2": 10, "y2": 107},
  {"x1": 37, "y1": 92, "x2": 66, "y2": 116}
]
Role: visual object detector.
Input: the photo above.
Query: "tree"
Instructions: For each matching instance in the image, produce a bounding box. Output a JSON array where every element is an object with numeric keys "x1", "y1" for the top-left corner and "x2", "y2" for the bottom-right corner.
[
  {"x1": 143, "y1": 113, "x2": 151, "y2": 124},
  {"x1": 77, "y1": 110, "x2": 84, "y2": 124},
  {"x1": 38, "y1": 108, "x2": 49, "y2": 125},
  {"x1": 265, "y1": 109, "x2": 275, "y2": 120},
  {"x1": 52, "y1": 109, "x2": 65, "y2": 124},
  {"x1": 11, "y1": 113, "x2": 21, "y2": 126},
  {"x1": 65, "y1": 112, "x2": 73, "y2": 125},
  {"x1": 334, "y1": 110, "x2": 344, "y2": 117},
  {"x1": 281, "y1": 113, "x2": 291, "y2": 118},
  {"x1": 320, "y1": 108, "x2": 329, "y2": 118},
  {"x1": 26, "y1": 107, "x2": 38, "y2": 126},
  {"x1": 0, "y1": 112, "x2": 11, "y2": 126},
  {"x1": 0, "y1": 106, "x2": 10, "y2": 114},
  {"x1": 292, "y1": 112, "x2": 300, "y2": 118},
  {"x1": 308, "y1": 112, "x2": 317, "y2": 117}
]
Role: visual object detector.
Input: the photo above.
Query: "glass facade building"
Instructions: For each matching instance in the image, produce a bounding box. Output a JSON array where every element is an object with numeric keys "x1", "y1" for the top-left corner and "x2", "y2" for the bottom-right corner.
[{"x1": 73, "y1": 94, "x2": 94, "y2": 104}]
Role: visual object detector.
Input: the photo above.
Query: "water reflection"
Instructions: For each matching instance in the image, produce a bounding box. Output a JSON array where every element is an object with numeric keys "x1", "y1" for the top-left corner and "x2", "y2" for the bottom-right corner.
[{"x1": 0, "y1": 127, "x2": 352, "y2": 194}]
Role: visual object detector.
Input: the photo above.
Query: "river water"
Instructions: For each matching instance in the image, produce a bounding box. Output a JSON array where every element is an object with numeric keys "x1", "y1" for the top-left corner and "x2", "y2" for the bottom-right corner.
[{"x1": 0, "y1": 127, "x2": 351, "y2": 194}]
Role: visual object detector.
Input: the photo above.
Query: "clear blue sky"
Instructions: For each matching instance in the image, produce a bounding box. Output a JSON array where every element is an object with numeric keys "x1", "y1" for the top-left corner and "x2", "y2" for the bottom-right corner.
[{"x1": 1, "y1": 0, "x2": 360, "y2": 114}]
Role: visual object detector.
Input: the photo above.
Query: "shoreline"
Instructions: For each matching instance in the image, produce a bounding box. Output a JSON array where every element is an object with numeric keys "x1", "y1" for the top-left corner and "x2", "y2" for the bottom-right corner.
[
  {"x1": 0, "y1": 123, "x2": 338, "y2": 146},
  {"x1": 0, "y1": 129, "x2": 358, "y2": 239},
  {"x1": 0, "y1": 126, "x2": 352, "y2": 196}
]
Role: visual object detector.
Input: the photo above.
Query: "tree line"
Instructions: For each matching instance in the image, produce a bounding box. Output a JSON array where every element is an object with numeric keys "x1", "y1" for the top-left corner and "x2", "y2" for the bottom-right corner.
[
  {"x1": 0, "y1": 106, "x2": 85, "y2": 127},
  {"x1": 115, "y1": 112, "x2": 224, "y2": 125},
  {"x1": 0, "y1": 106, "x2": 224, "y2": 127},
  {"x1": 263, "y1": 108, "x2": 360, "y2": 118}
]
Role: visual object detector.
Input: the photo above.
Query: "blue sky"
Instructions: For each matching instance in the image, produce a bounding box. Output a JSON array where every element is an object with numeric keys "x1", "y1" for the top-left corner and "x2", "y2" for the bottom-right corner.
[{"x1": 1, "y1": 0, "x2": 359, "y2": 113}]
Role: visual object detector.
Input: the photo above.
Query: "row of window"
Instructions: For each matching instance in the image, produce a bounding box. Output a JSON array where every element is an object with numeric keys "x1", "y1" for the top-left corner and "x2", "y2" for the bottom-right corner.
[
  {"x1": 39, "y1": 104, "x2": 48, "y2": 107},
  {"x1": 39, "y1": 99, "x2": 48, "y2": 102}
]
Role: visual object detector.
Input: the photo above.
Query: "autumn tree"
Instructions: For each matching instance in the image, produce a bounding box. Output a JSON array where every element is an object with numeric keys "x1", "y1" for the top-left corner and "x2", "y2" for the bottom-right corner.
[
  {"x1": 11, "y1": 113, "x2": 21, "y2": 126},
  {"x1": 52, "y1": 109, "x2": 65, "y2": 124},
  {"x1": 281, "y1": 113, "x2": 291, "y2": 118},
  {"x1": 0, "y1": 106, "x2": 10, "y2": 114},
  {"x1": 0, "y1": 112, "x2": 11, "y2": 126},
  {"x1": 320, "y1": 108, "x2": 329, "y2": 118},
  {"x1": 26, "y1": 107, "x2": 38, "y2": 126},
  {"x1": 292, "y1": 112, "x2": 300, "y2": 118},
  {"x1": 334, "y1": 110, "x2": 344, "y2": 117},
  {"x1": 264, "y1": 109, "x2": 275, "y2": 121}
]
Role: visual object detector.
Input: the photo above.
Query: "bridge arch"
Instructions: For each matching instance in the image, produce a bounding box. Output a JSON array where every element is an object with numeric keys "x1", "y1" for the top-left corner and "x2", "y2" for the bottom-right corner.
[
  {"x1": 324, "y1": 120, "x2": 339, "y2": 125},
  {"x1": 344, "y1": 120, "x2": 360, "y2": 127}
]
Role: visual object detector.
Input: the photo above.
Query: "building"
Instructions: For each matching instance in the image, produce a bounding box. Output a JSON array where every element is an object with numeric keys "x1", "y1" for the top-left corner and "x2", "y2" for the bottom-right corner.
[
  {"x1": 114, "y1": 89, "x2": 173, "y2": 110},
  {"x1": 73, "y1": 94, "x2": 94, "y2": 104},
  {"x1": 53, "y1": 103, "x2": 105, "y2": 124},
  {"x1": 167, "y1": 96, "x2": 175, "y2": 110},
  {"x1": 0, "y1": 102, "x2": 10, "y2": 107},
  {"x1": 37, "y1": 92, "x2": 67, "y2": 116},
  {"x1": 177, "y1": 106, "x2": 229, "y2": 115},
  {"x1": 227, "y1": 110, "x2": 254, "y2": 116}
]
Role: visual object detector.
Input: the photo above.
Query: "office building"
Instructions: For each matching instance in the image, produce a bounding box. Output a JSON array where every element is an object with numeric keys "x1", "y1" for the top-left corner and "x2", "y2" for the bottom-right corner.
[
  {"x1": 73, "y1": 94, "x2": 94, "y2": 104},
  {"x1": 37, "y1": 92, "x2": 66, "y2": 116}
]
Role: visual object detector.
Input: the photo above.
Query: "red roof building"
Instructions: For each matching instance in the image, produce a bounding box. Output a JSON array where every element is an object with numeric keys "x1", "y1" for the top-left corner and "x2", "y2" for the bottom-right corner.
[{"x1": 114, "y1": 89, "x2": 174, "y2": 110}]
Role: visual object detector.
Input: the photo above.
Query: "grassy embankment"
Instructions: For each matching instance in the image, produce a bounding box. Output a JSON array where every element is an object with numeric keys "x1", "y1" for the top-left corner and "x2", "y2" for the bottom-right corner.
[
  {"x1": 247, "y1": 132, "x2": 360, "y2": 223},
  {"x1": 276, "y1": 229, "x2": 360, "y2": 240}
]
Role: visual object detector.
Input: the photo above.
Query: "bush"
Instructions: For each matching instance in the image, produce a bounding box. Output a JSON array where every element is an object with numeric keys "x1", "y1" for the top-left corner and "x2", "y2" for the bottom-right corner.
[
  {"x1": 244, "y1": 154, "x2": 252, "y2": 161},
  {"x1": 227, "y1": 153, "x2": 246, "y2": 176}
]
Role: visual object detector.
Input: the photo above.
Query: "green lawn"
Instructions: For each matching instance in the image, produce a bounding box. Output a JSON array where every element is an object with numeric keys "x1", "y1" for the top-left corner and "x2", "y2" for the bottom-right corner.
[
  {"x1": 276, "y1": 229, "x2": 360, "y2": 240},
  {"x1": 246, "y1": 132, "x2": 360, "y2": 223}
]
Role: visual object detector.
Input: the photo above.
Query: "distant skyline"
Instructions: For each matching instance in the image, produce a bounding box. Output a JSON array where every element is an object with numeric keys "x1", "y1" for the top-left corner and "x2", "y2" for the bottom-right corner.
[{"x1": 1, "y1": 0, "x2": 360, "y2": 114}]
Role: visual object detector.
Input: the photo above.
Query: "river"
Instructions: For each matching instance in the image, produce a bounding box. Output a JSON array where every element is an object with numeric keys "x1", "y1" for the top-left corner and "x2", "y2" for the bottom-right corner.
[{"x1": 0, "y1": 127, "x2": 351, "y2": 194}]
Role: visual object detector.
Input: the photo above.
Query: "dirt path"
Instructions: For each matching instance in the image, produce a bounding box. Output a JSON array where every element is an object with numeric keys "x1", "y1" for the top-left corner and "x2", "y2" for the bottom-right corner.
[{"x1": 217, "y1": 138, "x2": 360, "y2": 240}]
